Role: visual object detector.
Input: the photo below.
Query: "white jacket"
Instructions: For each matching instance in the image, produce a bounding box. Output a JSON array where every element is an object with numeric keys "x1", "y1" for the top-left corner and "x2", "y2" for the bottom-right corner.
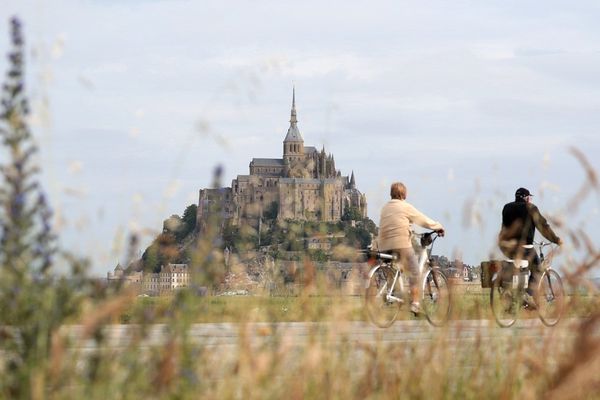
[{"x1": 377, "y1": 199, "x2": 443, "y2": 250}]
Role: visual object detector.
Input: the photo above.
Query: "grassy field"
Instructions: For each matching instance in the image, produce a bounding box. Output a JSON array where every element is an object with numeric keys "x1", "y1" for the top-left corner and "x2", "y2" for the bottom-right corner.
[{"x1": 119, "y1": 283, "x2": 599, "y2": 324}]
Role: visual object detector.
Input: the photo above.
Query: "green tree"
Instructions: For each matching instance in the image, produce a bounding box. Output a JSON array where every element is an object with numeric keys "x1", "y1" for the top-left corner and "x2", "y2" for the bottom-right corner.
[
  {"x1": 341, "y1": 206, "x2": 362, "y2": 221},
  {"x1": 222, "y1": 224, "x2": 240, "y2": 250},
  {"x1": 362, "y1": 217, "x2": 378, "y2": 235},
  {"x1": 182, "y1": 203, "x2": 197, "y2": 227},
  {"x1": 220, "y1": 222, "x2": 261, "y2": 251},
  {"x1": 343, "y1": 225, "x2": 372, "y2": 249},
  {"x1": 141, "y1": 232, "x2": 179, "y2": 272},
  {"x1": 176, "y1": 203, "x2": 197, "y2": 240},
  {"x1": 309, "y1": 249, "x2": 329, "y2": 262}
]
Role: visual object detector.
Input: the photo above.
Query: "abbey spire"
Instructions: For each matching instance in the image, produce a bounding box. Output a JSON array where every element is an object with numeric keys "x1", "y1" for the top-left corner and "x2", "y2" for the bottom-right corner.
[
  {"x1": 283, "y1": 86, "x2": 304, "y2": 160},
  {"x1": 290, "y1": 86, "x2": 297, "y2": 125}
]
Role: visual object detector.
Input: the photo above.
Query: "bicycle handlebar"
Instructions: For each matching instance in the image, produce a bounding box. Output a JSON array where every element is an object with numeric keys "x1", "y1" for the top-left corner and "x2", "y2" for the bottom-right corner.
[
  {"x1": 534, "y1": 241, "x2": 557, "y2": 248},
  {"x1": 414, "y1": 230, "x2": 443, "y2": 247},
  {"x1": 358, "y1": 230, "x2": 443, "y2": 261}
]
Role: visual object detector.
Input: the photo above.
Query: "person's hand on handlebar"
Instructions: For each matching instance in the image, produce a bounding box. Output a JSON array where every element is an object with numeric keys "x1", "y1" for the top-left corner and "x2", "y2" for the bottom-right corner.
[{"x1": 436, "y1": 229, "x2": 445, "y2": 237}]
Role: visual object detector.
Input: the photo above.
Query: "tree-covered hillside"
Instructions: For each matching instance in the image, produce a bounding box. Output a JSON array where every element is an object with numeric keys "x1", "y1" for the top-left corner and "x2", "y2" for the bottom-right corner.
[{"x1": 136, "y1": 204, "x2": 378, "y2": 271}]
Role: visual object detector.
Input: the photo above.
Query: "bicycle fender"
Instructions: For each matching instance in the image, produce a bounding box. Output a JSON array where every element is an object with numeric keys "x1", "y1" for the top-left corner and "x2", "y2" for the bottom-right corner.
[{"x1": 366, "y1": 265, "x2": 383, "y2": 289}]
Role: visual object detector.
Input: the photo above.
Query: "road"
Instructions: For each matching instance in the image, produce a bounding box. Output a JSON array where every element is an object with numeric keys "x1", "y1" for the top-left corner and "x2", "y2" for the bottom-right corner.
[
  {"x1": 65, "y1": 318, "x2": 588, "y2": 351},
  {"x1": 59, "y1": 317, "x2": 595, "y2": 384}
]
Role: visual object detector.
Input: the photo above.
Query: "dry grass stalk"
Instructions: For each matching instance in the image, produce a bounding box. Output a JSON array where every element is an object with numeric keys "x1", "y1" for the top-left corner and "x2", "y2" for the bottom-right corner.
[
  {"x1": 542, "y1": 314, "x2": 600, "y2": 400},
  {"x1": 80, "y1": 288, "x2": 137, "y2": 339}
]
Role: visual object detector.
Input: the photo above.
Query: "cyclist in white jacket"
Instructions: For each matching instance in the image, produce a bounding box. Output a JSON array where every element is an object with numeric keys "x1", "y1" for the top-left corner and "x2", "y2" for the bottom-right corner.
[{"x1": 378, "y1": 182, "x2": 445, "y2": 314}]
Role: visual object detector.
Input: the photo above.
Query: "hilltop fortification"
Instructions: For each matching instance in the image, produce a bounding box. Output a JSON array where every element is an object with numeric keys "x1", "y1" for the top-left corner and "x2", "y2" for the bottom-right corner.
[{"x1": 196, "y1": 89, "x2": 368, "y2": 231}]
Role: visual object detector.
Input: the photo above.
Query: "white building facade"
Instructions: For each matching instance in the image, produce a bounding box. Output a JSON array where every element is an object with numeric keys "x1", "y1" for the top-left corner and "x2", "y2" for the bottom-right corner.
[{"x1": 108, "y1": 263, "x2": 190, "y2": 296}]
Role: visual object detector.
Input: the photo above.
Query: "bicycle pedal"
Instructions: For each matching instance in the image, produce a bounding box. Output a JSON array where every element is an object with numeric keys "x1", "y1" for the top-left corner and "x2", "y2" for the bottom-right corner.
[{"x1": 387, "y1": 294, "x2": 404, "y2": 304}]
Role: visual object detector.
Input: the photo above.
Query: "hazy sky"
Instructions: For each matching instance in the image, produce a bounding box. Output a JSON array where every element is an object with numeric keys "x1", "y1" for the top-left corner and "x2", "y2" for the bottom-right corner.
[{"x1": 1, "y1": 1, "x2": 599, "y2": 277}]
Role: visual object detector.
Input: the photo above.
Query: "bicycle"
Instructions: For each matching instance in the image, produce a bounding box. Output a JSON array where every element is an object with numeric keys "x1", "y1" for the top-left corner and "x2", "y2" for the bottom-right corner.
[
  {"x1": 490, "y1": 241, "x2": 565, "y2": 327},
  {"x1": 363, "y1": 231, "x2": 451, "y2": 328}
]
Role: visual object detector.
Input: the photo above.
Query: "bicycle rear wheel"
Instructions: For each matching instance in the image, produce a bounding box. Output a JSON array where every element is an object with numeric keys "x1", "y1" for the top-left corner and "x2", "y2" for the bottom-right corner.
[
  {"x1": 536, "y1": 269, "x2": 565, "y2": 327},
  {"x1": 422, "y1": 268, "x2": 451, "y2": 326},
  {"x1": 365, "y1": 265, "x2": 401, "y2": 328},
  {"x1": 490, "y1": 277, "x2": 517, "y2": 328}
]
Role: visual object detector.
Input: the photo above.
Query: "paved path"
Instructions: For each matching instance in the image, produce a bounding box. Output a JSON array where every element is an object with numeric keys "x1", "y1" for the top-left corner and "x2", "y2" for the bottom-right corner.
[{"x1": 65, "y1": 318, "x2": 589, "y2": 350}]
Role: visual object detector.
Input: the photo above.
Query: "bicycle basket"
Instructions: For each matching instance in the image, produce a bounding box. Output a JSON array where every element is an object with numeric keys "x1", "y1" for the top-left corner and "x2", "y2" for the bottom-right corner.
[{"x1": 420, "y1": 233, "x2": 433, "y2": 247}]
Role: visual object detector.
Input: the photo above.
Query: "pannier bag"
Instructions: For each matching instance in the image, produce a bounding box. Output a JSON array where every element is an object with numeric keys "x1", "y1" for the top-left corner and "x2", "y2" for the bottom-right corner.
[
  {"x1": 480, "y1": 260, "x2": 502, "y2": 288},
  {"x1": 481, "y1": 260, "x2": 524, "y2": 288}
]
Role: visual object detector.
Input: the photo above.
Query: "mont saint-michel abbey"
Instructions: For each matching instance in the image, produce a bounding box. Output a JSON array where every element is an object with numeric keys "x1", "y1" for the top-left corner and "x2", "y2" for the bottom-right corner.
[{"x1": 196, "y1": 90, "x2": 368, "y2": 230}]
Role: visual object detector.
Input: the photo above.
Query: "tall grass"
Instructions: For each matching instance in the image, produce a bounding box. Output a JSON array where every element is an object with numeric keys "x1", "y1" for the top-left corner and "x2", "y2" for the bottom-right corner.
[{"x1": 1, "y1": 16, "x2": 599, "y2": 400}]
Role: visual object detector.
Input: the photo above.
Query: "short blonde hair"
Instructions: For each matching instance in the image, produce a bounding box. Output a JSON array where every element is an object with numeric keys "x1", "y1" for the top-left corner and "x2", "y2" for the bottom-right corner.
[{"x1": 390, "y1": 182, "x2": 407, "y2": 200}]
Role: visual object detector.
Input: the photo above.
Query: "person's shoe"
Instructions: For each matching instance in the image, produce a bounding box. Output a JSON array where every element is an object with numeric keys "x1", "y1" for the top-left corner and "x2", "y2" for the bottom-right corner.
[
  {"x1": 410, "y1": 302, "x2": 422, "y2": 316},
  {"x1": 522, "y1": 294, "x2": 537, "y2": 311}
]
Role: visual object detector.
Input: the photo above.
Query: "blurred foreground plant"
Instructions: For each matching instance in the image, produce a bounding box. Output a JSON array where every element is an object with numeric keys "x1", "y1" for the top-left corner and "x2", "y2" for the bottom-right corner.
[
  {"x1": 0, "y1": 14, "x2": 599, "y2": 400},
  {"x1": 0, "y1": 17, "x2": 91, "y2": 399}
]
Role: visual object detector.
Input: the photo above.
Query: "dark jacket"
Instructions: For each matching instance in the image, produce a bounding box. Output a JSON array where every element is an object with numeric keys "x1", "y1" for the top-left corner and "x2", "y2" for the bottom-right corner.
[{"x1": 498, "y1": 199, "x2": 560, "y2": 255}]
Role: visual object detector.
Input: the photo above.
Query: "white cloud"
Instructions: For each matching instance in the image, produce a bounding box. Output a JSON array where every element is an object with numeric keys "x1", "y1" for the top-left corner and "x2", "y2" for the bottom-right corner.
[
  {"x1": 1, "y1": 0, "x2": 599, "y2": 275},
  {"x1": 283, "y1": 54, "x2": 386, "y2": 80}
]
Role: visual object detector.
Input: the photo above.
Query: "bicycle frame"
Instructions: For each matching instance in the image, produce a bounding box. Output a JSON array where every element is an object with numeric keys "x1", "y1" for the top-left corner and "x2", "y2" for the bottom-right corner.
[
  {"x1": 365, "y1": 252, "x2": 404, "y2": 304},
  {"x1": 491, "y1": 240, "x2": 564, "y2": 327},
  {"x1": 415, "y1": 233, "x2": 436, "y2": 277},
  {"x1": 499, "y1": 241, "x2": 556, "y2": 290},
  {"x1": 364, "y1": 230, "x2": 451, "y2": 327},
  {"x1": 366, "y1": 231, "x2": 437, "y2": 302},
  {"x1": 538, "y1": 241, "x2": 557, "y2": 269}
]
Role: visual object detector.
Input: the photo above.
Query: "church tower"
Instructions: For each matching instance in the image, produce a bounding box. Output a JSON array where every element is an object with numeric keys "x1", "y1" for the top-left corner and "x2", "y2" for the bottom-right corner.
[
  {"x1": 196, "y1": 88, "x2": 368, "y2": 228},
  {"x1": 283, "y1": 87, "x2": 304, "y2": 163}
]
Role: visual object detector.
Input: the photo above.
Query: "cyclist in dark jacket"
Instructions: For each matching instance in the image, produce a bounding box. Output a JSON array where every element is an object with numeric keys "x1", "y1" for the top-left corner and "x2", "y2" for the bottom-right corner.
[{"x1": 498, "y1": 187, "x2": 562, "y2": 304}]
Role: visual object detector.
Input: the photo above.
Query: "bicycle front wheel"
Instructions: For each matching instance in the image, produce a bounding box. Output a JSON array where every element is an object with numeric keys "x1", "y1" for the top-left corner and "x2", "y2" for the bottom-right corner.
[
  {"x1": 536, "y1": 269, "x2": 565, "y2": 327},
  {"x1": 422, "y1": 268, "x2": 451, "y2": 326},
  {"x1": 365, "y1": 265, "x2": 401, "y2": 328},
  {"x1": 490, "y1": 277, "x2": 517, "y2": 328}
]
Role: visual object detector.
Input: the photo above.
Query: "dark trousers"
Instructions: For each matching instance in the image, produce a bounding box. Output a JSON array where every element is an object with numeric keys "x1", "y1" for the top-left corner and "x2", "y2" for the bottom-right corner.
[{"x1": 500, "y1": 245, "x2": 541, "y2": 295}]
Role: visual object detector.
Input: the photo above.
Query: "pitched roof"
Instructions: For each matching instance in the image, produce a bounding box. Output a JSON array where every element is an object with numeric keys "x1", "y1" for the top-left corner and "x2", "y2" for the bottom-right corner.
[
  {"x1": 251, "y1": 158, "x2": 284, "y2": 166},
  {"x1": 284, "y1": 125, "x2": 303, "y2": 142},
  {"x1": 161, "y1": 263, "x2": 189, "y2": 273},
  {"x1": 279, "y1": 177, "x2": 343, "y2": 185}
]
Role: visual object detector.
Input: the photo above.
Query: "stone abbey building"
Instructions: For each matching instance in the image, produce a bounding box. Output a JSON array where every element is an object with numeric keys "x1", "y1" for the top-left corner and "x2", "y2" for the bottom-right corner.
[{"x1": 196, "y1": 90, "x2": 368, "y2": 230}]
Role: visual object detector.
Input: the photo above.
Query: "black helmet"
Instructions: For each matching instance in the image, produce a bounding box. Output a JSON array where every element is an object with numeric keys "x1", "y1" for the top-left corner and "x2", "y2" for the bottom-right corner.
[{"x1": 515, "y1": 187, "x2": 532, "y2": 200}]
